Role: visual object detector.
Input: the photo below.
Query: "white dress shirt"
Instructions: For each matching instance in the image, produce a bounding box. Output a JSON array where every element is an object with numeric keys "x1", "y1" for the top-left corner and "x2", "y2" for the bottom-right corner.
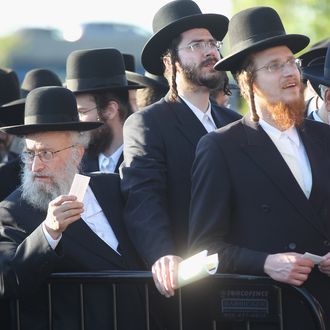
[
  {"x1": 43, "y1": 186, "x2": 120, "y2": 254},
  {"x1": 259, "y1": 119, "x2": 312, "y2": 198},
  {"x1": 180, "y1": 96, "x2": 217, "y2": 132},
  {"x1": 98, "y1": 145, "x2": 123, "y2": 173}
]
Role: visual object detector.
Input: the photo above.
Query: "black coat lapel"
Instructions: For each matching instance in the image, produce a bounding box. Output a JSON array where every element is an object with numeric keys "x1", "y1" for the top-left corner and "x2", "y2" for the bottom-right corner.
[
  {"x1": 241, "y1": 116, "x2": 328, "y2": 238},
  {"x1": 298, "y1": 122, "x2": 329, "y2": 217},
  {"x1": 164, "y1": 95, "x2": 207, "y2": 147}
]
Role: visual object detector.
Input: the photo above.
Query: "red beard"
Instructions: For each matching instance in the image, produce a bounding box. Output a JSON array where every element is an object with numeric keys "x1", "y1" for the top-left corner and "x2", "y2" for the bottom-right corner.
[{"x1": 259, "y1": 84, "x2": 306, "y2": 130}]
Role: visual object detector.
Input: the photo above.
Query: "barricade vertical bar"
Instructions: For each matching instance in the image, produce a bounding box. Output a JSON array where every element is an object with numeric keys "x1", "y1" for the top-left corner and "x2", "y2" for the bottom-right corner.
[
  {"x1": 79, "y1": 284, "x2": 85, "y2": 330},
  {"x1": 144, "y1": 283, "x2": 150, "y2": 330},
  {"x1": 15, "y1": 299, "x2": 20, "y2": 330},
  {"x1": 112, "y1": 283, "x2": 118, "y2": 330},
  {"x1": 178, "y1": 288, "x2": 183, "y2": 330},
  {"x1": 212, "y1": 320, "x2": 216, "y2": 329},
  {"x1": 47, "y1": 284, "x2": 53, "y2": 330}
]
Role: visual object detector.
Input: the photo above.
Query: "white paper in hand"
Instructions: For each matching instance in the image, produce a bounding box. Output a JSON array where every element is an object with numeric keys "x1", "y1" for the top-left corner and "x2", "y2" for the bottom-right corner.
[
  {"x1": 68, "y1": 174, "x2": 90, "y2": 202},
  {"x1": 302, "y1": 252, "x2": 324, "y2": 264},
  {"x1": 177, "y1": 250, "x2": 219, "y2": 288}
]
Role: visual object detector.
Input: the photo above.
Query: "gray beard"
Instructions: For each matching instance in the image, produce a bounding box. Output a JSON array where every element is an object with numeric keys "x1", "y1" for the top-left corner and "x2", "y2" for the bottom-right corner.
[{"x1": 21, "y1": 158, "x2": 79, "y2": 211}]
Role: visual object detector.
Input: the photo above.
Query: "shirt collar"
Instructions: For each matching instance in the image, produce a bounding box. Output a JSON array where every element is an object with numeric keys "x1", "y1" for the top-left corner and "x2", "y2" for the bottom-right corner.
[
  {"x1": 99, "y1": 145, "x2": 123, "y2": 165},
  {"x1": 180, "y1": 95, "x2": 212, "y2": 122},
  {"x1": 259, "y1": 119, "x2": 300, "y2": 147}
]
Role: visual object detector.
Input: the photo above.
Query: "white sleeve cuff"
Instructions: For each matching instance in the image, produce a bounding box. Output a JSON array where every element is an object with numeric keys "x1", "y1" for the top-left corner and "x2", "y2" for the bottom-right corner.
[{"x1": 42, "y1": 222, "x2": 62, "y2": 250}]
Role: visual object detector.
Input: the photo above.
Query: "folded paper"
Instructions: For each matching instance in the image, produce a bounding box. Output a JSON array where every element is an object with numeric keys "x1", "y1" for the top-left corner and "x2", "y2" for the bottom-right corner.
[{"x1": 177, "y1": 250, "x2": 219, "y2": 288}]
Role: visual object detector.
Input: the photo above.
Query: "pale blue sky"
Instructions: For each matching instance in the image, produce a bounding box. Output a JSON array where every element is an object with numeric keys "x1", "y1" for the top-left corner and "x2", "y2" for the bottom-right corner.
[{"x1": 1, "y1": 0, "x2": 232, "y2": 37}]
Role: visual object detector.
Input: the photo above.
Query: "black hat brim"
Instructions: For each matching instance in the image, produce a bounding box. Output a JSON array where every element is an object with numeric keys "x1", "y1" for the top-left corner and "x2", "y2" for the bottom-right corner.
[
  {"x1": 1, "y1": 121, "x2": 102, "y2": 136},
  {"x1": 302, "y1": 64, "x2": 330, "y2": 89},
  {"x1": 0, "y1": 102, "x2": 25, "y2": 126},
  {"x1": 214, "y1": 34, "x2": 309, "y2": 72},
  {"x1": 126, "y1": 71, "x2": 168, "y2": 89},
  {"x1": 142, "y1": 13, "x2": 229, "y2": 75}
]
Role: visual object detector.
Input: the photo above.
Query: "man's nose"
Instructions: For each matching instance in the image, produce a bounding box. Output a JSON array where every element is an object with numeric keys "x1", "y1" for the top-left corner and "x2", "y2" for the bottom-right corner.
[{"x1": 31, "y1": 154, "x2": 45, "y2": 172}]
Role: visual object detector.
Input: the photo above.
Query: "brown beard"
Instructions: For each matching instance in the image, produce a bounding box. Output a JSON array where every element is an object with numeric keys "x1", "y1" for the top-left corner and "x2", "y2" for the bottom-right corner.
[
  {"x1": 87, "y1": 123, "x2": 113, "y2": 158},
  {"x1": 259, "y1": 84, "x2": 306, "y2": 130}
]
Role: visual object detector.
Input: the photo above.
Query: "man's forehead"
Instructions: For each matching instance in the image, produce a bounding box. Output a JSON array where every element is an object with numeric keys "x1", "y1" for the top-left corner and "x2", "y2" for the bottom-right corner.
[
  {"x1": 253, "y1": 45, "x2": 294, "y2": 61},
  {"x1": 180, "y1": 28, "x2": 214, "y2": 41},
  {"x1": 25, "y1": 131, "x2": 70, "y2": 147}
]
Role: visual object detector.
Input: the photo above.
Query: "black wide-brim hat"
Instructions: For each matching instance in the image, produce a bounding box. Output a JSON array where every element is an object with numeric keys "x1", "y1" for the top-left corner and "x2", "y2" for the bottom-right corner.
[
  {"x1": 214, "y1": 6, "x2": 309, "y2": 73},
  {"x1": 66, "y1": 48, "x2": 145, "y2": 94},
  {"x1": 0, "y1": 68, "x2": 23, "y2": 126},
  {"x1": 141, "y1": 0, "x2": 229, "y2": 75},
  {"x1": 126, "y1": 71, "x2": 169, "y2": 90},
  {"x1": 302, "y1": 46, "x2": 330, "y2": 89},
  {"x1": 1, "y1": 86, "x2": 102, "y2": 135},
  {"x1": 1, "y1": 68, "x2": 63, "y2": 109},
  {"x1": 300, "y1": 39, "x2": 330, "y2": 97}
]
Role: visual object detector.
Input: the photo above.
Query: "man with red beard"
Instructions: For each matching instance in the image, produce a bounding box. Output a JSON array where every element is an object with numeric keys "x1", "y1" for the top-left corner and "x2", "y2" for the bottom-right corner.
[
  {"x1": 189, "y1": 6, "x2": 330, "y2": 329},
  {"x1": 0, "y1": 86, "x2": 147, "y2": 330},
  {"x1": 121, "y1": 0, "x2": 241, "y2": 304}
]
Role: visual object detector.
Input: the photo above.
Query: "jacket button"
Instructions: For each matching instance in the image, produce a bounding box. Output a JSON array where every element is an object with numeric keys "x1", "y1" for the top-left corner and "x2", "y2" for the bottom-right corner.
[
  {"x1": 288, "y1": 243, "x2": 296, "y2": 250},
  {"x1": 261, "y1": 204, "x2": 271, "y2": 213}
]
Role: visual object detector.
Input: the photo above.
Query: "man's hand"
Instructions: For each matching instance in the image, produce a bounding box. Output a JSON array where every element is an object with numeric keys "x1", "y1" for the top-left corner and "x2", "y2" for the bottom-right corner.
[
  {"x1": 319, "y1": 252, "x2": 330, "y2": 276},
  {"x1": 264, "y1": 252, "x2": 314, "y2": 286},
  {"x1": 44, "y1": 195, "x2": 84, "y2": 239},
  {"x1": 152, "y1": 255, "x2": 182, "y2": 298}
]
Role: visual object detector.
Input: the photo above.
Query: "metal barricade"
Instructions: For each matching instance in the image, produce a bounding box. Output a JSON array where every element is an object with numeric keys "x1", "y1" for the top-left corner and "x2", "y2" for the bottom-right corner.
[{"x1": 11, "y1": 272, "x2": 326, "y2": 330}]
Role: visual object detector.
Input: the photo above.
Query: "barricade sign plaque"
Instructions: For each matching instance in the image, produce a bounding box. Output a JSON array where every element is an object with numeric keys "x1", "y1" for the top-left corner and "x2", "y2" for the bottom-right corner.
[{"x1": 216, "y1": 284, "x2": 282, "y2": 323}]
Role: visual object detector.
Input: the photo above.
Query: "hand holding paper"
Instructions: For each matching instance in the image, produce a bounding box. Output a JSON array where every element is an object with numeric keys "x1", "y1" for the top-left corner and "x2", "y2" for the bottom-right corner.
[
  {"x1": 177, "y1": 250, "x2": 219, "y2": 288},
  {"x1": 68, "y1": 174, "x2": 90, "y2": 202}
]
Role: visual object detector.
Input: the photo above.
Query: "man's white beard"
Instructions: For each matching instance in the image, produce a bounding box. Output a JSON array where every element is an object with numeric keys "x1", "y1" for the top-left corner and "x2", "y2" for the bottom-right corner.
[{"x1": 21, "y1": 157, "x2": 79, "y2": 211}]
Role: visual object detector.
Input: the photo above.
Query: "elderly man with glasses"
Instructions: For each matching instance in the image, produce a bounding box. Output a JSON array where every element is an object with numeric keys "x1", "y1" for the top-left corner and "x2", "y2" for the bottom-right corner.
[
  {"x1": 0, "y1": 86, "x2": 147, "y2": 330},
  {"x1": 189, "y1": 6, "x2": 330, "y2": 329}
]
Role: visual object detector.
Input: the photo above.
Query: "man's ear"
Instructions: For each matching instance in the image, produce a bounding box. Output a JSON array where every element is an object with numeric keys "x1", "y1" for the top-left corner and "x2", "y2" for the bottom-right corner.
[
  {"x1": 325, "y1": 88, "x2": 330, "y2": 104},
  {"x1": 103, "y1": 101, "x2": 119, "y2": 120}
]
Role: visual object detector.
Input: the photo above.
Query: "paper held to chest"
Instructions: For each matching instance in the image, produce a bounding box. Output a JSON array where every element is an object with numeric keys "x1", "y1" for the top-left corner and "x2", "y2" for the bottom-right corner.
[
  {"x1": 68, "y1": 174, "x2": 90, "y2": 202},
  {"x1": 177, "y1": 250, "x2": 219, "y2": 288}
]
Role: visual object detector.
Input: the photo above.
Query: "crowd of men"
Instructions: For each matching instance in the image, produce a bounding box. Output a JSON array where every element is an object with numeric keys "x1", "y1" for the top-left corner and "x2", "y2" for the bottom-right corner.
[{"x1": 0, "y1": 1, "x2": 330, "y2": 329}]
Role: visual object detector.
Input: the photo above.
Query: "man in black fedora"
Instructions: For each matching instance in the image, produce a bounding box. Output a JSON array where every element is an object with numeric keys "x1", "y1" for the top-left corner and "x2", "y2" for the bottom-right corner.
[
  {"x1": 121, "y1": 0, "x2": 240, "y2": 303},
  {"x1": 0, "y1": 86, "x2": 147, "y2": 330},
  {"x1": 0, "y1": 68, "x2": 24, "y2": 165},
  {"x1": 300, "y1": 39, "x2": 330, "y2": 118},
  {"x1": 66, "y1": 48, "x2": 144, "y2": 174},
  {"x1": 189, "y1": 6, "x2": 330, "y2": 329},
  {"x1": 0, "y1": 68, "x2": 63, "y2": 201},
  {"x1": 302, "y1": 46, "x2": 330, "y2": 124}
]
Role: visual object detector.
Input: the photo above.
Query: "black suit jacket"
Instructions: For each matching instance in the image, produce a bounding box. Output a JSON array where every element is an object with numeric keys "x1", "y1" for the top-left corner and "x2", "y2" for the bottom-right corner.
[
  {"x1": 0, "y1": 173, "x2": 145, "y2": 330},
  {"x1": 81, "y1": 152, "x2": 123, "y2": 174},
  {"x1": 0, "y1": 158, "x2": 22, "y2": 201},
  {"x1": 189, "y1": 116, "x2": 330, "y2": 328},
  {"x1": 121, "y1": 94, "x2": 241, "y2": 266}
]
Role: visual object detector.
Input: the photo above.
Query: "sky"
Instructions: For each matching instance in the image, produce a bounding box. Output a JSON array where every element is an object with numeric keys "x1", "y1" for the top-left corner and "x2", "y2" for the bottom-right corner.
[{"x1": 0, "y1": 0, "x2": 232, "y2": 38}]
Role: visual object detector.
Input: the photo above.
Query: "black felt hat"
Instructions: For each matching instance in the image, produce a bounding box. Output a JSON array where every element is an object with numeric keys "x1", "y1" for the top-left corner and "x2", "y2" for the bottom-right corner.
[
  {"x1": 126, "y1": 70, "x2": 169, "y2": 90},
  {"x1": 214, "y1": 6, "x2": 309, "y2": 72},
  {"x1": 123, "y1": 53, "x2": 146, "y2": 88},
  {"x1": 0, "y1": 68, "x2": 22, "y2": 126},
  {"x1": 141, "y1": 0, "x2": 229, "y2": 75},
  {"x1": 302, "y1": 46, "x2": 330, "y2": 90},
  {"x1": 0, "y1": 86, "x2": 102, "y2": 135},
  {"x1": 300, "y1": 38, "x2": 330, "y2": 97},
  {"x1": 66, "y1": 48, "x2": 144, "y2": 94},
  {"x1": 1, "y1": 68, "x2": 63, "y2": 109}
]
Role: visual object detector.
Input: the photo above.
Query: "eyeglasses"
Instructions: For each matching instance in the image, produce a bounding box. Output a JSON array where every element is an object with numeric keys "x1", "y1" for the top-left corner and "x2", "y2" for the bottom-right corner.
[
  {"x1": 21, "y1": 145, "x2": 76, "y2": 164},
  {"x1": 78, "y1": 106, "x2": 98, "y2": 116},
  {"x1": 177, "y1": 40, "x2": 223, "y2": 52},
  {"x1": 254, "y1": 58, "x2": 302, "y2": 74}
]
